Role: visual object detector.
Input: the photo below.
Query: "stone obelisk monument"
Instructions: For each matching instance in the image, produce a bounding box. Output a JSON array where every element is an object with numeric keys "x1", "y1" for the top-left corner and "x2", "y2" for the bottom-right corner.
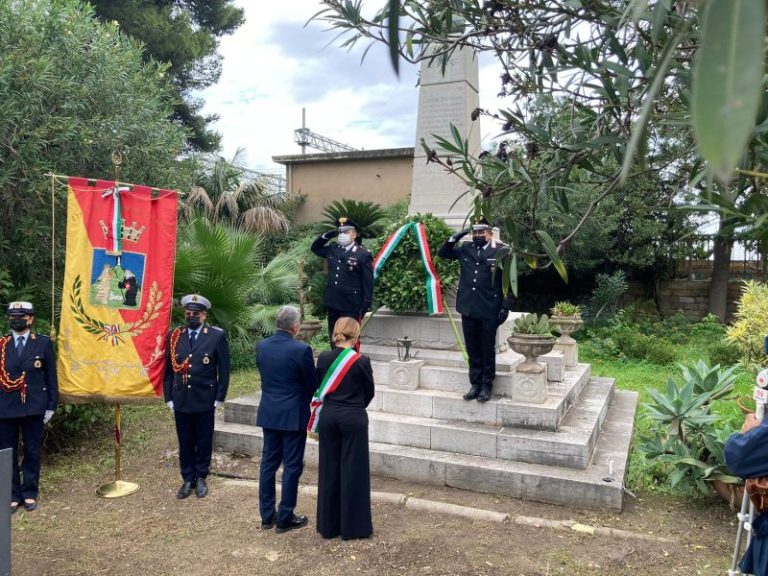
[{"x1": 408, "y1": 49, "x2": 480, "y2": 227}]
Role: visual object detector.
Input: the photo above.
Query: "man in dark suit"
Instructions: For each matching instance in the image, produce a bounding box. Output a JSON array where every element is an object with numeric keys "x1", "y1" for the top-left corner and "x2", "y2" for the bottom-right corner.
[
  {"x1": 256, "y1": 305, "x2": 316, "y2": 533},
  {"x1": 164, "y1": 294, "x2": 230, "y2": 500},
  {"x1": 438, "y1": 219, "x2": 513, "y2": 403},
  {"x1": 0, "y1": 301, "x2": 58, "y2": 513},
  {"x1": 311, "y1": 217, "x2": 374, "y2": 344}
]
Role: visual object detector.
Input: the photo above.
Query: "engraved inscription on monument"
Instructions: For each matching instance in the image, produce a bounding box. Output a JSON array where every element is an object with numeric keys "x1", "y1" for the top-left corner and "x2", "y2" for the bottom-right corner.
[{"x1": 409, "y1": 48, "x2": 480, "y2": 225}]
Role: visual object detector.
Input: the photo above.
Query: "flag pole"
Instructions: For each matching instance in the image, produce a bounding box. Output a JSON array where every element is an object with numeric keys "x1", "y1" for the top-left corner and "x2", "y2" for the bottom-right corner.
[
  {"x1": 96, "y1": 404, "x2": 139, "y2": 497},
  {"x1": 96, "y1": 152, "x2": 139, "y2": 498}
]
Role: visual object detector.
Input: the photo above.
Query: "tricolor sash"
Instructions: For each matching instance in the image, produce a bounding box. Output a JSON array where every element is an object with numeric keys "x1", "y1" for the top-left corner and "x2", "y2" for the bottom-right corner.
[
  {"x1": 307, "y1": 348, "x2": 362, "y2": 434},
  {"x1": 373, "y1": 221, "x2": 444, "y2": 314}
]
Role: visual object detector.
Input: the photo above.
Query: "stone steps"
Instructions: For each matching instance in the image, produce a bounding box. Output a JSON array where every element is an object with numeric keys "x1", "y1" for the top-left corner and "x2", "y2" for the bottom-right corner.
[
  {"x1": 362, "y1": 343, "x2": 523, "y2": 371},
  {"x1": 222, "y1": 376, "x2": 612, "y2": 470},
  {"x1": 371, "y1": 361, "x2": 592, "y2": 430},
  {"x1": 214, "y1": 389, "x2": 638, "y2": 510}
]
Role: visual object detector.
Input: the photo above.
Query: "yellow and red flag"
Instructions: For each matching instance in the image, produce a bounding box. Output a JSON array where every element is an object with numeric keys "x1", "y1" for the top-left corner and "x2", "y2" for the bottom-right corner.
[{"x1": 57, "y1": 177, "x2": 178, "y2": 401}]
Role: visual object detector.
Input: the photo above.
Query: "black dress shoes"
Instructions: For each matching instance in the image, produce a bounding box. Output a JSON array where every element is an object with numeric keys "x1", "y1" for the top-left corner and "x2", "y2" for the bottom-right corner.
[
  {"x1": 463, "y1": 385, "x2": 481, "y2": 401},
  {"x1": 22, "y1": 500, "x2": 37, "y2": 512},
  {"x1": 261, "y1": 514, "x2": 276, "y2": 530},
  {"x1": 477, "y1": 385, "x2": 492, "y2": 403},
  {"x1": 177, "y1": 481, "x2": 194, "y2": 499},
  {"x1": 275, "y1": 514, "x2": 308, "y2": 533},
  {"x1": 195, "y1": 477, "x2": 208, "y2": 498},
  {"x1": 10, "y1": 503, "x2": 19, "y2": 515}
]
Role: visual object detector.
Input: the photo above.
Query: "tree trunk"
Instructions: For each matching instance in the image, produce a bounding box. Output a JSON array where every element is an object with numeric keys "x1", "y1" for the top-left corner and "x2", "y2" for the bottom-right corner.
[{"x1": 708, "y1": 217, "x2": 733, "y2": 322}]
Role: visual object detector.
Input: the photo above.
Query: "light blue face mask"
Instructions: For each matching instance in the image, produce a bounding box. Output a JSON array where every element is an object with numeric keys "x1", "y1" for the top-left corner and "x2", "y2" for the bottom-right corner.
[{"x1": 338, "y1": 232, "x2": 353, "y2": 246}]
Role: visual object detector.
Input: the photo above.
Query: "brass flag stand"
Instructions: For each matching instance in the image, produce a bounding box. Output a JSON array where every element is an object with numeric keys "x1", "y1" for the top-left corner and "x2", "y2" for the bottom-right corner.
[{"x1": 96, "y1": 403, "x2": 139, "y2": 497}]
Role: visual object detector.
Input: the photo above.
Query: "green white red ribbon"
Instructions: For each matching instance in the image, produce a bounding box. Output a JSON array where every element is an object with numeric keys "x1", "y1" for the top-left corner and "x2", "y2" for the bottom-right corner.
[
  {"x1": 307, "y1": 348, "x2": 361, "y2": 434},
  {"x1": 102, "y1": 185, "x2": 129, "y2": 254},
  {"x1": 373, "y1": 222, "x2": 444, "y2": 314}
]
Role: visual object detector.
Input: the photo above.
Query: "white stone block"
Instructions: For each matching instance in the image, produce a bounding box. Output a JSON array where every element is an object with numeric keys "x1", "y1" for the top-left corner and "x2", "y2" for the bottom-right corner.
[
  {"x1": 538, "y1": 350, "x2": 564, "y2": 382},
  {"x1": 381, "y1": 389, "x2": 433, "y2": 418},
  {"x1": 512, "y1": 363, "x2": 547, "y2": 404},
  {"x1": 388, "y1": 359, "x2": 424, "y2": 390}
]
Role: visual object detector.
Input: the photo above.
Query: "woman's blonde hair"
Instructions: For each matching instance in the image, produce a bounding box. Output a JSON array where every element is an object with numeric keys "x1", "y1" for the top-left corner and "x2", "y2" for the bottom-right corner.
[{"x1": 332, "y1": 317, "x2": 361, "y2": 346}]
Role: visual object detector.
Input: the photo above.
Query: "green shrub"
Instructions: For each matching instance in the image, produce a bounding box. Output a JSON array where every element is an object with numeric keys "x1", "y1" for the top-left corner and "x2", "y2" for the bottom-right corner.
[
  {"x1": 727, "y1": 280, "x2": 768, "y2": 367},
  {"x1": 229, "y1": 333, "x2": 257, "y2": 371},
  {"x1": 371, "y1": 214, "x2": 459, "y2": 312},
  {"x1": 708, "y1": 341, "x2": 741, "y2": 367},
  {"x1": 44, "y1": 403, "x2": 112, "y2": 453}
]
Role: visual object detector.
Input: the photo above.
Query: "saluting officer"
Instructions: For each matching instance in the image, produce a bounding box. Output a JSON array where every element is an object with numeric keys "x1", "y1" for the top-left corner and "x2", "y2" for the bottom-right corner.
[
  {"x1": 311, "y1": 217, "x2": 374, "y2": 344},
  {"x1": 164, "y1": 294, "x2": 230, "y2": 500},
  {"x1": 438, "y1": 219, "x2": 513, "y2": 403},
  {"x1": 0, "y1": 301, "x2": 58, "y2": 513}
]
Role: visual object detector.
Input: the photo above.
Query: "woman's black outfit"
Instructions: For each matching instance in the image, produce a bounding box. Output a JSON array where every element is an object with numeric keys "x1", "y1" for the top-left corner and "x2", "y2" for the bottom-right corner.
[{"x1": 315, "y1": 347, "x2": 375, "y2": 540}]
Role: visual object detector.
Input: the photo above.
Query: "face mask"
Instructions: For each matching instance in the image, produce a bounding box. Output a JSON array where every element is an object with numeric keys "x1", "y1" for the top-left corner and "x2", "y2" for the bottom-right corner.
[
  {"x1": 186, "y1": 316, "x2": 202, "y2": 330},
  {"x1": 338, "y1": 232, "x2": 353, "y2": 246},
  {"x1": 473, "y1": 236, "x2": 486, "y2": 247},
  {"x1": 9, "y1": 318, "x2": 28, "y2": 332}
]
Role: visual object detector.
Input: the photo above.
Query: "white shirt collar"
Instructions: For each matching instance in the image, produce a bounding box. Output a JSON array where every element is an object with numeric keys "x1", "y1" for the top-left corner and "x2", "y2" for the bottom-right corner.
[{"x1": 11, "y1": 329, "x2": 30, "y2": 340}]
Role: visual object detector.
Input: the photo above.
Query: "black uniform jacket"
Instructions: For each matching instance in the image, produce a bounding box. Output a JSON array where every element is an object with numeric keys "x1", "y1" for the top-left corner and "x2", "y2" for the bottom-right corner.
[
  {"x1": 311, "y1": 235, "x2": 374, "y2": 316},
  {"x1": 0, "y1": 332, "x2": 58, "y2": 418},
  {"x1": 163, "y1": 324, "x2": 230, "y2": 414},
  {"x1": 438, "y1": 238, "x2": 513, "y2": 320},
  {"x1": 315, "y1": 348, "x2": 375, "y2": 409}
]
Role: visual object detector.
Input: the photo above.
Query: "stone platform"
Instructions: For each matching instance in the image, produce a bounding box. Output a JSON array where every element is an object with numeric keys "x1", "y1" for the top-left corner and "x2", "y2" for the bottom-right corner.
[{"x1": 214, "y1": 311, "x2": 638, "y2": 510}]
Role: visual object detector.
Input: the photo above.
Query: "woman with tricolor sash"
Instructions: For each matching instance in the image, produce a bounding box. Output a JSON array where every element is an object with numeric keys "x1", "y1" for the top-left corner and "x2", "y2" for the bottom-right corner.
[{"x1": 311, "y1": 317, "x2": 374, "y2": 540}]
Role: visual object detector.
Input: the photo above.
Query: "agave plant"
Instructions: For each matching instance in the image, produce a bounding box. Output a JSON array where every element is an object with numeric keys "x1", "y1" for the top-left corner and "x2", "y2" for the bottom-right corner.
[
  {"x1": 319, "y1": 199, "x2": 386, "y2": 238},
  {"x1": 639, "y1": 360, "x2": 742, "y2": 496},
  {"x1": 174, "y1": 220, "x2": 297, "y2": 335}
]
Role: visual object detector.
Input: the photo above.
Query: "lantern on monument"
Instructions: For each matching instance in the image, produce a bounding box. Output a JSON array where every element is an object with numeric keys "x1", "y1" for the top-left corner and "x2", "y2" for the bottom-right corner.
[{"x1": 396, "y1": 336, "x2": 413, "y2": 361}]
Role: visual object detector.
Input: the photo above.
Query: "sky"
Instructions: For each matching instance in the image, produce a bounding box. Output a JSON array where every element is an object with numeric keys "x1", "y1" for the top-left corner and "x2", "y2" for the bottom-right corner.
[{"x1": 200, "y1": 0, "x2": 503, "y2": 173}]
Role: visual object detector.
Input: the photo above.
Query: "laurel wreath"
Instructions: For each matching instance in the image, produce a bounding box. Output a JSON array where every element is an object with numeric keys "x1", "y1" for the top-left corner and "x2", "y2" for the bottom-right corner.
[{"x1": 69, "y1": 274, "x2": 163, "y2": 345}]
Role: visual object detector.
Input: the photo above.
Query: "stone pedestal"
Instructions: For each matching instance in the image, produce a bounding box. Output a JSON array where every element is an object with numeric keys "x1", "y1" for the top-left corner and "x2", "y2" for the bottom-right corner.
[
  {"x1": 388, "y1": 359, "x2": 424, "y2": 390},
  {"x1": 538, "y1": 350, "x2": 564, "y2": 382},
  {"x1": 554, "y1": 340, "x2": 578, "y2": 368},
  {"x1": 511, "y1": 362, "x2": 547, "y2": 403}
]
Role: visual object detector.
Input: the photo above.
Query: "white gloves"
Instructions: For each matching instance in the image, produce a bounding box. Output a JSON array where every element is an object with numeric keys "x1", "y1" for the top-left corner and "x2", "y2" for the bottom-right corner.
[
  {"x1": 214, "y1": 400, "x2": 222, "y2": 409},
  {"x1": 166, "y1": 401, "x2": 174, "y2": 410},
  {"x1": 43, "y1": 410, "x2": 54, "y2": 424}
]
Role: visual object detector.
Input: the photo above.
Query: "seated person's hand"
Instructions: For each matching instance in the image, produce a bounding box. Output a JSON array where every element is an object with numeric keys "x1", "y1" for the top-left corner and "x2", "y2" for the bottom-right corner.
[{"x1": 742, "y1": 413, "x2": 760, "y2": 433}]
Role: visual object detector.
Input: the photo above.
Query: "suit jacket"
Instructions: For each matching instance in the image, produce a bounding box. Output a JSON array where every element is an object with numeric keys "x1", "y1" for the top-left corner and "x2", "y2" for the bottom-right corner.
[
  {"x1": 0, "y1": 332, "x2": 58, "y2": 418},
  {"x1": 315, "y1": 348, "x2": 375, "y2": 409},
  {"x1": 311, "y1": 234, "x2": 374, "y2": 316},
  {"x1": 256, "y1": 330, "x2": 316, "y2": 431},
  {"x1": 438, "y1": 237, "x2": 513, "y2": 320},
  {"x1": 163, "y1": 324, "x2": 230, "y2": 413}
]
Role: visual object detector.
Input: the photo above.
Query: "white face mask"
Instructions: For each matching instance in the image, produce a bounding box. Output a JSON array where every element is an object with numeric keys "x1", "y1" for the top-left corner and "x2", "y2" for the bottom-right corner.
[{"x1": 338, "y1": 232, "x2": 353, "y2": 246}]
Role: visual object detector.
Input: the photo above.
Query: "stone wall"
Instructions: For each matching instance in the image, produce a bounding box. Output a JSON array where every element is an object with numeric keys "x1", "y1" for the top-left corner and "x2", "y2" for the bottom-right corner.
[{"x1": 622, "y1": 279, "x2": 744, "y2": 322}]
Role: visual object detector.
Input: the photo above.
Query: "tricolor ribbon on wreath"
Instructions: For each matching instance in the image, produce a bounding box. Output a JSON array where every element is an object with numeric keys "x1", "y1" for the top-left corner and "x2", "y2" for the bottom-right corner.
[
  {"x1": 372, "y1": 221, "x2": 444, "y2": 315},
  {"x1": 307, "y1": 348, "x2": 362, "y2": 434}
]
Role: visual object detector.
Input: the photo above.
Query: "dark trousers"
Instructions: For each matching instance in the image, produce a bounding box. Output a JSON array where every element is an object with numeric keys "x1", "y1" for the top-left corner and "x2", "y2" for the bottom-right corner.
[
  {"x1": 461, "y1": 315, "x2": 498, "y2": 388},
  {"x1": 0, "y1": 416, "x2": 44, "y2": 502},
  {"x1": 174, "y1": 410, "x2": 215, "y2": 482},
  {"x1": 317, "y1": 405, "x2": 372, "y2": 539},
  {"x1": 259, "y1": 428, "x2": 307, "y2": 525},
  {"x1": 327, "y1": 308, "x2": 362, "y2": 349}
]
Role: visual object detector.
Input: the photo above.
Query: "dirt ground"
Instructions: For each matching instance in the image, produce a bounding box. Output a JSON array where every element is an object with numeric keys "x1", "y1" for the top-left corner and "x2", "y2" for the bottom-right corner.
[{"x1": 10, "y1": 406, "x2": 738, "y2": 576}]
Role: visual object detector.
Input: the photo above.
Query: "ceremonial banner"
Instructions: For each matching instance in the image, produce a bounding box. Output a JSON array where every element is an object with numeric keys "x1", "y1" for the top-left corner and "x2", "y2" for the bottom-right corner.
[{"x1": 57, "y1": 177, "x2": 178, "y2": 400}]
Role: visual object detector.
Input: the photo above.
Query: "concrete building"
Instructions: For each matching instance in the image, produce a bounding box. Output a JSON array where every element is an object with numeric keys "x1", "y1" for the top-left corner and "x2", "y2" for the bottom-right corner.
[{"x1": 273, "y1": 147, "x2": 414, "y2": 224}]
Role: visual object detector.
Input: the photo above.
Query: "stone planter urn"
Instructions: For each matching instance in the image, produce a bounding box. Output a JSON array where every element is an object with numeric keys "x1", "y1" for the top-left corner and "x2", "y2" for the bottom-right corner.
[
  {"x1": 296, "y1": 319, "x2": 322, "y2": 343},
  {"x1": 507, "y1": 334, "x2": 556, "y2": 403},
  {"x1": 550, "y1": 317, "x2": 583, "y2": 368}
]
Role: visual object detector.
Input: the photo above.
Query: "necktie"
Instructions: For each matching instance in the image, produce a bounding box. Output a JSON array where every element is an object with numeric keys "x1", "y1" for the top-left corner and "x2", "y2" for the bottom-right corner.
[
  {"x1": 15, "y1": 336, "x2": 24, "y2": 354},
  {"x1": 189, "y1": 331, "x2": 197, "y2": 346}
]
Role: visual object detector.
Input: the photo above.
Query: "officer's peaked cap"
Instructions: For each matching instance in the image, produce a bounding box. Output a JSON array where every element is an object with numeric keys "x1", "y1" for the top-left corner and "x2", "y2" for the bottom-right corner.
[
  {"x1": 7, "y1": 301, "x2": 35, "y2": 316},
  {"x1": 181, "y1": 294, "x2": 211, "y2": 311},
  {"x1": 472, "y1": 217, "x2": 492, "y2": 231},
  {"x1": 336, "y1": 217, "x2": 359, "y2": 232}
]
